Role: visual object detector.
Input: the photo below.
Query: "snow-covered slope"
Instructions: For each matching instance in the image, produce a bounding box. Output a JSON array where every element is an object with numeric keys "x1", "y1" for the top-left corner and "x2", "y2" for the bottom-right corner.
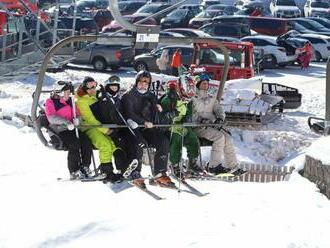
[{"x1": 1, "y1": 63, "x2": 330, "y2": 247}]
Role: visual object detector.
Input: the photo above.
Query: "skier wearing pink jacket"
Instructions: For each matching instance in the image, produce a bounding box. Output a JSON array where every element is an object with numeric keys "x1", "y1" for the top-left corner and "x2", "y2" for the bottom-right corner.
[{"x1": 45, "y1": 82, "x2": 93, "y2": 180}]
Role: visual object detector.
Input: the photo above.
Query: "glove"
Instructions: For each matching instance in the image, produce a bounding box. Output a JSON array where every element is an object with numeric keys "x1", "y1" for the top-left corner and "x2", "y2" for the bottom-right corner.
[
  {"x1": 144, "y1": 121, "x2": 153, "y2": 129},
  {"x1": 213, "y1": 118, "x2": 224, "y2": 124},
  {"x1": 73, "y1": 118, "x2": 80, "y2": 126},
  {"x1": 200, "y1": 118, "x2": 211, "y2": 124},
  {"x1": 127, "y1": 119, "x2": 139, "y2": 129},
  {"x1": 66, "y1": 122, "x2": 75, "y2": 130}
]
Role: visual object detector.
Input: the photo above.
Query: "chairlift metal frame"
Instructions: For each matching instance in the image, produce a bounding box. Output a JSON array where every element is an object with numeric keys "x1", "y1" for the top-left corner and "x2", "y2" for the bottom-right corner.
[{"x1": 31, "y1": 0, "x2": 230, "y2": 148}]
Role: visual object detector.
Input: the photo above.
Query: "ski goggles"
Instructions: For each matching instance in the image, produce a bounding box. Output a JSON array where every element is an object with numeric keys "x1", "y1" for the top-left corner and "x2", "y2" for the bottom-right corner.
[{"x1": 85, "y1": 81, "x2": 98, "y2": 90}]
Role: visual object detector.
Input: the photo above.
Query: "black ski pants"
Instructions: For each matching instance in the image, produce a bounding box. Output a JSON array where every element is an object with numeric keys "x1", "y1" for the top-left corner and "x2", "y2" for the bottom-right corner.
[
  {"x1": 58, "y1": 130, "x2": 93, "y2": 173},
  {"x1": 141, "y1": 128, "x2": 170, "y2": 176},
  {"x1": 111, "y1": 129, "x2": 143, "y2": 172}
]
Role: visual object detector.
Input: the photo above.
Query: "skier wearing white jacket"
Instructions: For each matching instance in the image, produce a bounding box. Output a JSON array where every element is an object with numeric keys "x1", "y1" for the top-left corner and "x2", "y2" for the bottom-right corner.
[{"x1": 192, "y1": 73, "x2": 244, "y2": 176}]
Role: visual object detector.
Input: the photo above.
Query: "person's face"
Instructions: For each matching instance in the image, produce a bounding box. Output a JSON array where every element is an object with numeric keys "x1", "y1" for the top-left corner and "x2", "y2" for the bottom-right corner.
[
  {"x1": 109, "y1": 85, "x2": 119, "y2": 93},
  {"x1": 85, "y1": 81, "x2": 97, "y2": 95},
  {"x1": 137, "y1": 77, "x2": 150, "y2": 91},
  {"x1": 63, "y1": 89, "x2": 70, "y2": 99},
  {"x1": 199, "y1": 80, "x2": 209, "y2": 91}
]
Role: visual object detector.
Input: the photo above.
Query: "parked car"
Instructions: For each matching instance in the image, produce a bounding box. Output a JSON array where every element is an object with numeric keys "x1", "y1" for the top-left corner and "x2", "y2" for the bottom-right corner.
[
  {"x1": 133, "y1": 45, "x2": 193, "y2": 72},
  {"x1": 295, "y1": 33, "x2": 330, "y2": 61},
  {"x1": 201, "y1": 22, "x2": 251, "y2": 38},
  {"x1": 291, "y1": 18, "x2": 330, "y2": 35},
  {"x1": 101, "y1": 14, "x2": 157, "y2": 33},
  {"x1": 200, "y1": 0, "x2": 220, "y2": 10},
  {"x1": 162, "y1": 28, "x2": 211, "y2": 37},
  {"x1": 118, "y1": 1, "x2": 146, "y2": 16},
  {"x1": 270, "y1": 0, "x2": 301, "y2": 18},
  {"x1": 287, "y1": 20, "x2": 319, "y2": 34},
  {"x1": 178, "y1": 4, "x2": 202, "y2": 16},
  {"x1": 241, "y1": 35, "x2": 298, "y2": 68},
  {"x1": 248, "y1": 16, "x2": 289, "y2": 35},
  {"x1": 72, "y1": 43, "x2": 135, "y2": 70},
  {"x1": 304, "y1": 0, "x2": 330, "y2": 18},
  {"x1": 160, "y1": 9, "x2": 195, "y2": 29},
  {"x1": 57, "y1": 17, "x2": 98, "y2": 34},
  {"x1": 308, "y1": 17, "x2": 330, "y2": 29},
  {"x1": 189, "y1": 9, "x2": 225, "y2": 28},
  {"x1": 134, "y1": 3, "x2": 171, "y2": 23}
]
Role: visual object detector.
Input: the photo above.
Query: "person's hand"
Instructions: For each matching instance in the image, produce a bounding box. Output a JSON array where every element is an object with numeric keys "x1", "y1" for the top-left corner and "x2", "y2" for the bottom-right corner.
[
  {"x1": 156, "y1": 104, "x2": 163, "y2": 113},
  {"x1": 107, "y1": 129, "x2": 113, "y2": 135},
  {"x1": 66, "y1": 122, "x2": 75, "y2": 130},
  {"x1": 144, "y1": 121, "x2": 153, "y2": 128},
  {"x1": 73, "y1": 118, "x2": 80, "y2": 126},
  {"x1": 127, "y1": 119, "x2": 139, "y2": 129}
]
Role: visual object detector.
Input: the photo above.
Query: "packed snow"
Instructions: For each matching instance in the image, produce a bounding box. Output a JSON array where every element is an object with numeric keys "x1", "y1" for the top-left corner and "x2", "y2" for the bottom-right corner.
[{"x1": 1, "y1": 62, "x2": 330, "y2": 248}]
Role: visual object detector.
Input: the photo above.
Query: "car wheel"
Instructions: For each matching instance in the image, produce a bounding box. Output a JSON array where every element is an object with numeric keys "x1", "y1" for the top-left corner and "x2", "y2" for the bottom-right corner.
[
  {"x1": 269, "y1": 55, "x2": 278, "y2": 68},
  {"x1": 315, "y1": 51, "x2": 322, "y2": 62},
  {"x1": 110, "y1": 65, "x2": 120, "y2": 71},
  {"x1": 134, "y1": 61, "x2": 148, "y2": 72},
  {"x1": 92, "y1": 57, "x2": 107, "y2": 71}
]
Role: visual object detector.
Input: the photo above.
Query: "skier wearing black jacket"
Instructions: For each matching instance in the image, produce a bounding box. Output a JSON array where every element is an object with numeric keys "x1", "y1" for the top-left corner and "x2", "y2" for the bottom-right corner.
[{"x1": 121, "y1": 70, "x2": 175, "y2": 187}]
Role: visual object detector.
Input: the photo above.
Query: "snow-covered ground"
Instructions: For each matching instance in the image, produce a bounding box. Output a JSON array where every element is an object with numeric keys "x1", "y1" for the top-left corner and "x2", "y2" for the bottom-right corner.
[{"x1": 1, "y1": 63, "x2": 330, "y2": 247}]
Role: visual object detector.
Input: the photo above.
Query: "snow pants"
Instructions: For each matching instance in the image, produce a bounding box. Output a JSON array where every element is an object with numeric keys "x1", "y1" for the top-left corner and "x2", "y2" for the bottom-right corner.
[
  {"x1": 195, "y1": 127, "x2": 237, "y2": 168},
  {"x1": 169, "y1": 129, "x2": 199, "y2": 165},
  {"x1": 142, "y1": 128, "x2": 170, "y2": 176},
  {"x1": 111, "y1": 129, "x2": 143, "y2": 172},
  {"x1": 85, "y1": 128, "x2": 116, "y2": 164},
  {"x1": 58, "y1": 130, "x2": 93, "y2": 173}
]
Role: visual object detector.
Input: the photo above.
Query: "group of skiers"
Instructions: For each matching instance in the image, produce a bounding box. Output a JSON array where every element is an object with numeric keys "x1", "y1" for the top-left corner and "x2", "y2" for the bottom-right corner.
[{"x1": 45, "y1": 70, "x2": 244, "y2": 187}]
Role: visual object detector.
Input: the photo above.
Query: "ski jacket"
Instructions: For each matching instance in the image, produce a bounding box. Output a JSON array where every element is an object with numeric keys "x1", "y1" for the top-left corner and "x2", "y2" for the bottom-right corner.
[
  {"x1": 76, "y1": 91, "x2": 108, "y2": 134},
  {"x1": 192, "y1": 89, "x2": 225, "y2": 123},
  {"x1": 45, "y1": 97, "x2": 79, "y2": 133},
  {"x1": 122, "y1": 87, "x2": 158, "y2": 124},
  {"x1": 171, "y1": 50, "x2": 182, "y2": 68},
  {"x1": 160, "y1": 95, "x2": 188, "y2": 135}
]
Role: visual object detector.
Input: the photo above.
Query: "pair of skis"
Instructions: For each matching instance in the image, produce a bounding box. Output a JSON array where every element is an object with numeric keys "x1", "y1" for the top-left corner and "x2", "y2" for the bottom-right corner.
[{"x1": 106, "y1": 175, "x2": 209, "y2": 200}]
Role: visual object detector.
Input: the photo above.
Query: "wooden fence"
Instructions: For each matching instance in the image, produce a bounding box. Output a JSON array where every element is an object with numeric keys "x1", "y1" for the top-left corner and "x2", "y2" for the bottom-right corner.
[{"x1": 304, "y1": 155, "x2": 330, "y2": 199}]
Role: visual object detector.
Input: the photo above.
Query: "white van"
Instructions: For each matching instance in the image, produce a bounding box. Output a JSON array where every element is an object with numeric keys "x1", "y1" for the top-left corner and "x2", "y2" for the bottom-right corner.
[
  {"x1": 270, "y1": 0, "x2": 301, "y2": 18},
  {"x1": 304, "y1": 0, "x2": 330, "y2": 17}
]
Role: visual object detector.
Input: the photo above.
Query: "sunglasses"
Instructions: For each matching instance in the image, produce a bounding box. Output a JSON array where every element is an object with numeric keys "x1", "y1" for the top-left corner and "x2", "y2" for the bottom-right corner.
[{"x1": 86, "y1": 81, "x2": 98, "y2": 89}]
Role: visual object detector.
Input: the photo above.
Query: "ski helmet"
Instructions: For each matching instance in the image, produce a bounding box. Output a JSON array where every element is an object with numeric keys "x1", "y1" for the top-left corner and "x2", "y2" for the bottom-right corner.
[
  {"x1": 195, "y1": 73, "x2": 210, "y2": 89},
  {"x1": 105, "y1": 75, "x2": 121, "y2": 95},
  {"x1": 135, "y1": 70, "x2": 152, "y2": 88}
]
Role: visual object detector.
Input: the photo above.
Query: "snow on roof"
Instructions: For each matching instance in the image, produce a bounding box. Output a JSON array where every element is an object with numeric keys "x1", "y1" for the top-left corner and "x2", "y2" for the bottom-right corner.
[{"x1": 306, "y1": 135, "x2": 330, "y2": 165}]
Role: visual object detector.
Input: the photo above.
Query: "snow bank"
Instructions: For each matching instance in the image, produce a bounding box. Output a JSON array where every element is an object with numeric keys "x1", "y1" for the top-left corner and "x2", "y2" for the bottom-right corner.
[{"x1": 306, "y1": 135, "x2": 330, "y2": 165}]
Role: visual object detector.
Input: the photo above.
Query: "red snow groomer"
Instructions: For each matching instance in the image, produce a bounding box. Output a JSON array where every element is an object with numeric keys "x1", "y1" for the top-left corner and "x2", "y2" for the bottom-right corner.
[{"x1": 191, "y1": 41, "x2": 255, "y2": 81}]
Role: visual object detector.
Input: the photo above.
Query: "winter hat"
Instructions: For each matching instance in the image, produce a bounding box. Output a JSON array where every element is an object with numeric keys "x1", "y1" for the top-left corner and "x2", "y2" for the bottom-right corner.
[
  {"x1": 135, "y1": 70, "x2": 152, "y2": 88},
  {"x1": 195, "y1": 73, "x2": 210, "y2": 89},
  {"x1": 167, "y1": 81, "x2": 177, "y2": 90},
  {"x1": 82, "y1": 76, "x2": 98, "y2": 92}
]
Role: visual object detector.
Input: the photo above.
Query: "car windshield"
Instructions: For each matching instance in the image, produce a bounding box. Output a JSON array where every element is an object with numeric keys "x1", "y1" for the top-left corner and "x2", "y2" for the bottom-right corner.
[
  {"x1": 277, "y1": 0, "x2": 297, "y2": 6},
  {"x1": 137, "y1": 5, "x2": 160, "y2": 14},
  {"x1": 167, "y1": 9, "x2": 188, "y2": 18},
  {"x1": 207, "y1": 4, "x2": 227, "y2": 10},
  {"x1": 311, "y1": 2, "x2": 330, "y2": 8},
  {"x1": 299, "y1": 19, "x2": 326, "y2": 30},
  {"x1": 199, "y1": 48, "x2": 242, "y2": 66}
]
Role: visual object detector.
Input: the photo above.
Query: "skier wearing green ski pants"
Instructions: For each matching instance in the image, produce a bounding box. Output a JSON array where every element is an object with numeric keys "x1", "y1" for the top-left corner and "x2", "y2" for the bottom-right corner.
[
  {"x1": 160, "y1": 81, "x2": 200, "y2": 177},
  {"x1": 76, "y1": 76, "x2": 122, "y2": 182}
]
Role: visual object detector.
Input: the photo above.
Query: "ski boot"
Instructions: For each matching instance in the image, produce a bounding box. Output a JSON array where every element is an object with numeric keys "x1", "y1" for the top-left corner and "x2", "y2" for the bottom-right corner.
[
  {"x1": 229, "y1": 167, "x2": 248, "y2": 177},
  {"x1": 149, "y1": 172, "x2": 176, "y2": 188},
  {"x1": 186, "y1": 158, "x2": 204, "y2": 178},
  {"x1": 171, "y1": 164, "x2": 184, "y2": 179},
  {"x1": 128, "y1": 170, "x2": 146, "y2": 188},
  {"x1": 206, "y1": 163, "x2": 231, "y2": 175},
  {"x1": 70, "y1": 170, "x2": 86, "y2": 180},
  {"x1": 100, "y1": 163, "x2": 123, "y2": 183}
]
